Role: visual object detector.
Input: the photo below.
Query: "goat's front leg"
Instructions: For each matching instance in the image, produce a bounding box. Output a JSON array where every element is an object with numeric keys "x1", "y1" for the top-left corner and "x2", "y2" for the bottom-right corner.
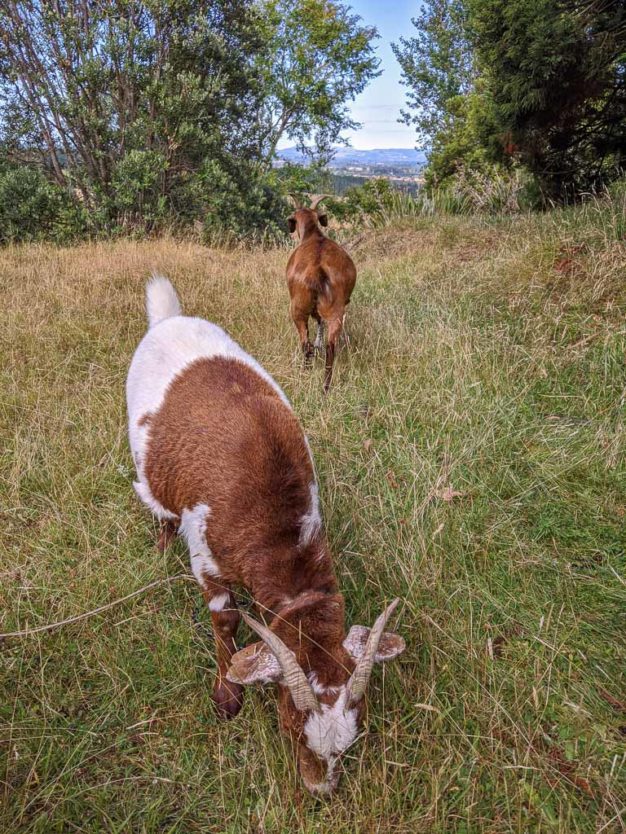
[
  {"x1": 211, "y1": 603, "x2": 244, "y2": 719},
  {"x1": 200, "y1": 579, "x2": 243, "y2": 719}
]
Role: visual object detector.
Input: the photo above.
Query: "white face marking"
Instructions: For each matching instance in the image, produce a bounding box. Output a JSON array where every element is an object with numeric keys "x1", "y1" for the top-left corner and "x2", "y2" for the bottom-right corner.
[
  {"x1": 179, "y1": 504, "x2": 220, "y2": 589},
  {"x1": 299, "y1": 481, "x2": 322, "y2": 547},
  {"x1": 127, "y1": 277, "x2": 292, "y2": 518},
  {"x1": 303, "y1": 688, "x2": 358, "y2": 770},
  {"x1": 208, "y1": 592, "x2": 231, "y2": 612},
  {"x1": 307, "y1": 672, "x2": 341, "y2": 696}
]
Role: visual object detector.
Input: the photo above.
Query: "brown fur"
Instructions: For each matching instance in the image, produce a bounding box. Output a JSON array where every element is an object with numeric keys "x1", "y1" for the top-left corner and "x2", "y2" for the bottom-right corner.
[
  {"x1": 286, "y1": 208, "x2": 356, "y2": 391},
  {"x1": 142, "y1": 356, "x2": 351, "y2": 711}
]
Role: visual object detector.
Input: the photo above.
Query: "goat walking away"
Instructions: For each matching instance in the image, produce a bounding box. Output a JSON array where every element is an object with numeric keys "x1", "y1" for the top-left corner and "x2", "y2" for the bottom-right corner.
[
  {"x1": 126, "y1": 276, "x2": 405, "y2": 795},
  {"x1": 286, "y1": 194, "x2": 356, "y2": 391}
]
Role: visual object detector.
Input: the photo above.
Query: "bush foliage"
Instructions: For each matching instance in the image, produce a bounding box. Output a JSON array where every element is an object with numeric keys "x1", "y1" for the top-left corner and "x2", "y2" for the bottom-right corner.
[{"x1": 0, "y1": 0, "x2": 378, "y2": 243}]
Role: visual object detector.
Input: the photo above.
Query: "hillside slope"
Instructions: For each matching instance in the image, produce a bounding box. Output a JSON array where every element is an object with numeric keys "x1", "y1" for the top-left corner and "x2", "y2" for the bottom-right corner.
[{"x1": 1, "y1": 204, "x2": 625, "y2": 832}]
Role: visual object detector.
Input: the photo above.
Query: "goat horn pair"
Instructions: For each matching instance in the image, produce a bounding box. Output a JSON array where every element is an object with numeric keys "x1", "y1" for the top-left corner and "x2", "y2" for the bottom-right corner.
[
  {"x1": 308, "y1": 194, "x2": 331, "y2": 211},
  {"x1": 288, "y1": 193, "x2": 303, "y2": 209},
  {"x1": 242, "y1": 598, "x2": 400, "y2": 712}
]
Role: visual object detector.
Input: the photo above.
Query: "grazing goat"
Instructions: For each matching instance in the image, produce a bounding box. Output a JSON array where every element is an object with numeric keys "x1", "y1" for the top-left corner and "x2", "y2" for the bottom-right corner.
[
  {"x1": 286, "y1": 194, "x2": 357, "y2": 391},
  {"x1": 126, "y1": 276, "x2": 405, "y2": 794}
]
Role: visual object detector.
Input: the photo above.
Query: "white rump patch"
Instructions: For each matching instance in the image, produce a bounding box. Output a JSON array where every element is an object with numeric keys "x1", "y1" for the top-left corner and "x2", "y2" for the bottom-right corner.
[
  {"x1": 299, "y1": 482, "x2": 322, "y2": 547},
  {"x1": 303, "y1": 688, "x2": 358, "y2": 766},
  {"x1": 179, "y1": 504, "x2": 220, "y2": 588}
]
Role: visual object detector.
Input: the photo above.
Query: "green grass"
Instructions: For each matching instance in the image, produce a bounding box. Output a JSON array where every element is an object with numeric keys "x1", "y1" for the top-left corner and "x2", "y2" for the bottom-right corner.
[{"x1": 1, "y1": 198, "x2": 625, "y2": 832}]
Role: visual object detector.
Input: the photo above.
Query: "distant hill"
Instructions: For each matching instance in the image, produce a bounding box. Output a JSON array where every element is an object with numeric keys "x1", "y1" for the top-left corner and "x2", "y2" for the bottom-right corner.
[{"x1": 277, "y1": 146, "x2": 426, "y2": 169}]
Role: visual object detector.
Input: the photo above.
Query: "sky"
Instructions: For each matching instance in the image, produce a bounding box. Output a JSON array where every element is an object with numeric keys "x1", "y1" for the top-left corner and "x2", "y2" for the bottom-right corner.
[{"x1": 341, "y1": 0, "x2": 420, "y2": 150}]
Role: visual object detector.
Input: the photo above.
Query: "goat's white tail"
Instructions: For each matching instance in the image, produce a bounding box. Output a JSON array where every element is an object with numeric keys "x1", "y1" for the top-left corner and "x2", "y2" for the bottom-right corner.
[{"x1": 146, "y1": 274, "x2": 182, "y2": 328}]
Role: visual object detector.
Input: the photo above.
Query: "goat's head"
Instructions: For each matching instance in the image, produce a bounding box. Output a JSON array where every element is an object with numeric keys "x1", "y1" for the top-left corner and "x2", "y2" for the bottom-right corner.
[
  {"x1": 287, "y1": 194, "x2": 331, "y2": 237},
  {"x1": 226, "y1": 594, "x2": 404, "y2": 795}
]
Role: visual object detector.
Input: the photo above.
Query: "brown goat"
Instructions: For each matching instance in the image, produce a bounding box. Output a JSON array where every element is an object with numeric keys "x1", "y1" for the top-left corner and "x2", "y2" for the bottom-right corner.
[
  {"x1": 126, "y1": 277, "x2": 405, "y2": 795},
  {"x1": 286, "y1": 194, "x2": 356, "y2": 391}
]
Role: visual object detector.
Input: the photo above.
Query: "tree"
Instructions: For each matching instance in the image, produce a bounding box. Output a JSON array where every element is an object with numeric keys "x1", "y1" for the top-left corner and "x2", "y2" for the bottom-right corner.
[
  {"x1": 393, "y1": 0, "x2": 473, "y2": 151},
  {"x1": 467, "y1": 0, "x2": 626, "y2": 196},
  {"x1": 255, "y1": 0, "x2": 380, "y2": 168},
  {"x1": 0, "y1": 0, "x2": 266, "y2": 225},
  {"x1": 392, "y1": 0, "x2": 500, "y2": 185},
  {"x1": 0, "y1": 0, "x2": 379, "y2": 236},
  {"x1": 395, "y1": 0, "x2": 626, "y2": 197}
]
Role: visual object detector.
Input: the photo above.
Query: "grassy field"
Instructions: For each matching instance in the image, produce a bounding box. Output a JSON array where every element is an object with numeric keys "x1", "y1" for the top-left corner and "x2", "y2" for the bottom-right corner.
[{"x1": 1, "y1": 199, "x2": 625, "y2": 833}]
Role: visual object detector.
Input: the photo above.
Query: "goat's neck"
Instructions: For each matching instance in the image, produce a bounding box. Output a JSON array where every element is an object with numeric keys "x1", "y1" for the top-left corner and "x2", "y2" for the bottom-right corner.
[
  {"x1": 250, "y1": 541, "x2": 338, "y2": 623},
  {"x1": 297, "y1": 218, "x2": 323, "y2": 241}
]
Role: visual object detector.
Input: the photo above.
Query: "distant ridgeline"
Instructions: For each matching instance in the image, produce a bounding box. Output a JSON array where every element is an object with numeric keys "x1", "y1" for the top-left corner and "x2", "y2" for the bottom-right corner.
[{"x1": 276, "y1": 147, "x2": 426, "y2": 194}]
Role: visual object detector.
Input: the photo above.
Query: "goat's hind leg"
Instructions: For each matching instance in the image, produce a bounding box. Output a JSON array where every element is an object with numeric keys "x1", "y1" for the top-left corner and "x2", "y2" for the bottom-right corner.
[
  {"x1": 293, "y1": 314, "x2": 314, "y2": 365},
  {"x1": 157, "y1": 519, "x2": 178, "y2": 552},
  {"x1": 312, "y1": 312, "x2": 325, "y2": 356},
  {"x1": 324, "y1": 316, "x2": 343, "y2": 392}
]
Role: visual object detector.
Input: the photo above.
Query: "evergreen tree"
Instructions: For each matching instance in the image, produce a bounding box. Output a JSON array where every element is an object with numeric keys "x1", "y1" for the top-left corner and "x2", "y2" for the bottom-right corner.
[
  {"x1": 468, "y1": 0, "x2": 626, "y2": 196},
  {"x1": 396, "y1": 0, "x2": 626, "y2": 197}
]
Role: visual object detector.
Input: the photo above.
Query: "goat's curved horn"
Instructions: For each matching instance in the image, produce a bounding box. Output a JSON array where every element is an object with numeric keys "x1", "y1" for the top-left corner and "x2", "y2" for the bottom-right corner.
[
  {"x1": 308, "y1": 194, "x2": 331, "y2": 212},
  {"x1": 241, "y1": 611, "x2": 320, "y2": 713},
  {"x1": 346, "y1": 598, "x2": 400, "y2": 705},
  {"x1": 288, "y1": 193, "x2": 303, "y2": 209}
]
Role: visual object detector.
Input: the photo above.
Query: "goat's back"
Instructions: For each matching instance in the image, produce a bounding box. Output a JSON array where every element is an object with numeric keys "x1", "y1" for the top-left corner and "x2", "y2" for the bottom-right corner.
[{"x1": 127, "y1": 316, "x2": 317, "y2": 583}]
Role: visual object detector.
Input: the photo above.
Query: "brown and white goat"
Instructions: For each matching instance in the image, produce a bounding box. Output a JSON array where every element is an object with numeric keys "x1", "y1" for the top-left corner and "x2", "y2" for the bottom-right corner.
[
  {"x1": 286, "y1": 194, "x2": 356, "y2": 391},
  {"x1": 126, "y1": 276, "x2": 404, "y2": 794}
]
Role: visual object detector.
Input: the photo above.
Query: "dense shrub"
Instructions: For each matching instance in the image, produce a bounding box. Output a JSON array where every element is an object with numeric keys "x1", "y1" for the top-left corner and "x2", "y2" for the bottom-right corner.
[
  {"x1": 328, "y1": 169, "x2": 539, "y2": 228},
  {"x1": 0, "y1": 166, "x2": 87, "y2": 244}
]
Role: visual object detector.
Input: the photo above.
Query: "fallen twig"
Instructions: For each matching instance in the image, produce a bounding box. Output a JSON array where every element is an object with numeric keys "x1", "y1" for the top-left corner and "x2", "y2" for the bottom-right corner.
[{"x1": 0, "y1": 574, "x2": 195, "y2": 640}]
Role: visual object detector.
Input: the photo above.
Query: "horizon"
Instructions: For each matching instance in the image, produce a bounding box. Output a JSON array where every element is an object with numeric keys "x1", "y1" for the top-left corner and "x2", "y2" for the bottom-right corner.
[{"x1": 278, "y1": 144, "x2": 423, "y2": 153}]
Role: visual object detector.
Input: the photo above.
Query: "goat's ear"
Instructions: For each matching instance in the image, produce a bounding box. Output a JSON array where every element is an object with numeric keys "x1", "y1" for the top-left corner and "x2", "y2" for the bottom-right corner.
[
  {"x1": 226, "y1": 641, "x2": 282, "y2": 686},
  {"x1": 343, "y1": 625, "x2": 406, "y2": 662},
  {"x1": 287, "y1": 217, "x2": 297, "y2": 234},
  {"x1": 317, "y1": 213, "x2": 328, "y2": 227}
]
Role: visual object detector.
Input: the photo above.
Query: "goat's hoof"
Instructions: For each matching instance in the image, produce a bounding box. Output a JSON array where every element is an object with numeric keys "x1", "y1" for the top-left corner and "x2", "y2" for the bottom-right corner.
[{"x1": 213, "y1": 681, "x2": 244, "y2": 720}]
